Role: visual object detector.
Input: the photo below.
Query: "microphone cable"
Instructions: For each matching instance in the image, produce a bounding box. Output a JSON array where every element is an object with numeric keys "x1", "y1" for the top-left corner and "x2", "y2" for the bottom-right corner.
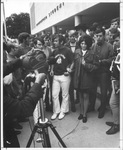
[{"x1": 58, "y1": 120, "x2": 80, "y2": 147}]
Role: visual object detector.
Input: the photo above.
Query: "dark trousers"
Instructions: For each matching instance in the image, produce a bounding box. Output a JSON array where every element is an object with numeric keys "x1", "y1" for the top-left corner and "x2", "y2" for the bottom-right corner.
[
  {"x1": 69, "y1": 73, "x2": 79, "y2": 108},
  {"x1": 45, "y1": 74, "x2": 53, "y2": 112},
  {"x1": 89, "y1": 87, "x2": 97, "y2": 109},
  {"x1": 4, "y1": 127, "x2": 20, "y2": 147},
  {"x1": 99, "y1": 73, "x2": 110, "y2": 108},
  {"x1": 89, "y1": 72, "x2": 110, "y2": 111},
  {"x1": 69, "y1": 82, "x2": 75, "y2": 107}
]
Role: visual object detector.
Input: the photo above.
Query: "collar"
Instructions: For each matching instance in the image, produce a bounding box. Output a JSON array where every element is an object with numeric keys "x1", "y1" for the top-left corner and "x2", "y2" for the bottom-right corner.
[
  {"x1": 70, "y1": 42, "x2": 76, "y2": 47},
  {"x1": 82, "y1": 50, "x2": 87, "y2": 56}
]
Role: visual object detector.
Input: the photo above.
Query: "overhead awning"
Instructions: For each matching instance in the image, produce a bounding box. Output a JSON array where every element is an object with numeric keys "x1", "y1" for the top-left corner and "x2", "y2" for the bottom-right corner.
[
  {"x1": 31, "y1": 2, "x2": 120, "y2": 34},
  {"x1": 53, "y1": 3, "x2": 120, "y2": 32}
]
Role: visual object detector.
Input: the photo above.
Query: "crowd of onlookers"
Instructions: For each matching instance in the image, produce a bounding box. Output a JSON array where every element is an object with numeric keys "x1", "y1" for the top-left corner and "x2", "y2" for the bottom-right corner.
[{"x1": 3, "y1": 17, "x2": 120, "y2": 147}]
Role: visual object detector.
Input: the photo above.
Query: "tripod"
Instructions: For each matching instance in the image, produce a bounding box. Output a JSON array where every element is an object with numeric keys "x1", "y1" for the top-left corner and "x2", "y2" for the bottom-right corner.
[{"x1": 26, "y1": 94, "x2": 67, "y2": 147}]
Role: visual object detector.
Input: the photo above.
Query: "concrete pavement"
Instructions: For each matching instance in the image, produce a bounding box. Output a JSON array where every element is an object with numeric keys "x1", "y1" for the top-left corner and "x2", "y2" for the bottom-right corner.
[{"x1": 17, "y1": 98, "x2": 120, "y2": 148}]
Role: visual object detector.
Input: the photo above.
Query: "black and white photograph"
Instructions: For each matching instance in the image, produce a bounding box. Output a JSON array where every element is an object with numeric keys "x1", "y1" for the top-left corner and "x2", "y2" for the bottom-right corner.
[{"x1": 1, "y1": 0, "x2": 123, "y2": 149}]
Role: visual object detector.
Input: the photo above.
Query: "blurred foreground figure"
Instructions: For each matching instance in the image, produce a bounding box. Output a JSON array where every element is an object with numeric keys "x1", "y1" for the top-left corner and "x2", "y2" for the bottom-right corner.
[{"x1": 3, "y1": 46, "x2": 46, "y2": 147}]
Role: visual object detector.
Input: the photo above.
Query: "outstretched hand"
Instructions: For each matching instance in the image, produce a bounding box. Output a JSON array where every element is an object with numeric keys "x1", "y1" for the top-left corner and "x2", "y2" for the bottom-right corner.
[{"x1": 20, "y1": 54, "x2": 27, "y2": 60}]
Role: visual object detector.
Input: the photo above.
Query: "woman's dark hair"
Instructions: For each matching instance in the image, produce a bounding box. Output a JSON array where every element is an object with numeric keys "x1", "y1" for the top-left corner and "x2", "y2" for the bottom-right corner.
[{"x1": 78, "y1": 35, "x2": 92, "y2": 49}]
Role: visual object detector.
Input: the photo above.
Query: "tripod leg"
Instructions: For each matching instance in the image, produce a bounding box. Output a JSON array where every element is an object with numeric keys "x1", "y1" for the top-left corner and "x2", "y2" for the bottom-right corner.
[
  {"x1": 49, "y1": 124, "x2": 67, "y2": 147},
  {"x1": 42, "y1": 127, "x2": 51, "y2": 147},
  {"x1": 26, "y1": 125, "x2": 38, "y2": 147}
]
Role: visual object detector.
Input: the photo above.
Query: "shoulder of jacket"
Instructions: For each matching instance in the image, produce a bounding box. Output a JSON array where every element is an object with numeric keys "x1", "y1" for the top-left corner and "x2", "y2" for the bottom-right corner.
[
  {"x1": 64, "y1": 46, "x2": 71, "y2": 51},
  {"x1": 89, "y1": 49, "x2": 95, "y2": 54}
]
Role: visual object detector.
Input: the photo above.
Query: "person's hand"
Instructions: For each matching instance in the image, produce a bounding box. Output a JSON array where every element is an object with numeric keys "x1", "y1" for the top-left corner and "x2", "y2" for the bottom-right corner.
[
  {"x1": 64, "y1": 72, "x2": 69, "y2": 76},
  {"x1": 50, "y1": 70, "x2": 54, "y2": 76},
  {"x1": 35, "y1": 72, "x2": 46, "y2": 85},
  {"x1": 3, "y1": 73, "x2": 13, "y2": 85},
  {"x1": 66, "y1": 68, "x2": 72, "y2": 73},
  {"x1": 116, "y1": 89, "x2": 120, "y2": 94},
  {"x1": 81, "y1": 58, "x2": 85, "y2": 65},
  {"x1": 20, "y1": 54, "x2": 27, "y2": 60}
]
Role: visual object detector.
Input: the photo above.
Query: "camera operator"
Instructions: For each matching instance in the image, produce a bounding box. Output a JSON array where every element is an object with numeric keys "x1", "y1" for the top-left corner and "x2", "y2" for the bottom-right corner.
[{"x1": 3, "y1": 51, "x2": 46, "y2": 147}]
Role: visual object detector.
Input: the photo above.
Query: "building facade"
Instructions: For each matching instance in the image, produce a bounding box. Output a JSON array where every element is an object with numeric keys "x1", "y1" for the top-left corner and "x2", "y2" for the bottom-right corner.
[{"x1": 29, "y1": 2, "x2": 120, "y2": 35}]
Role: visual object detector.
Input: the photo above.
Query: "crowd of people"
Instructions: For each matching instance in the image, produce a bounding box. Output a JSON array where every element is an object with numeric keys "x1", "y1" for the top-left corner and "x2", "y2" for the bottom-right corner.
[{"x1": 3, "y1": 17, "x2": 120, "y2": 147}]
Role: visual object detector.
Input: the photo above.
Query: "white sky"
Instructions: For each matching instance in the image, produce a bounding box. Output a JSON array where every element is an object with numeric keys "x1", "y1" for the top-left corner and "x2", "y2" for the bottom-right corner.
[{"x1": 4, "y1": 0, "x2": 30, "y2": 18}]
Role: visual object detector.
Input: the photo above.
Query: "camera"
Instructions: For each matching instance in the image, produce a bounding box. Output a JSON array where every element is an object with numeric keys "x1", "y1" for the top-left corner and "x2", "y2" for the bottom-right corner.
[
  {"x1": 22, "y1": 50, "x2": 49, "y2": 74},
  {"x1": 24, "y1": 72, "x2": 36, "y2": 84}
]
